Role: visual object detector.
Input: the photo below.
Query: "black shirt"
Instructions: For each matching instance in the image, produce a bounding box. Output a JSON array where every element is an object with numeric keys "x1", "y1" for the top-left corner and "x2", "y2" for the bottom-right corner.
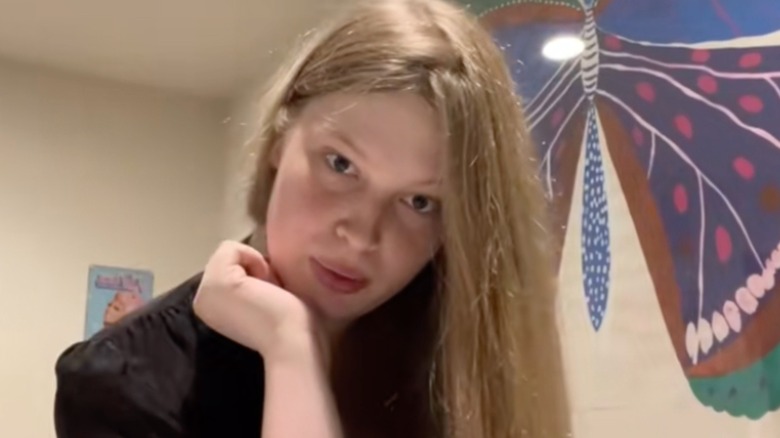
[
  {"x1": 54, "y1": 273, "x2": 265, "y2": 438},
  {"x1": 54, "y1": 262, "x2": 439, "y2": 438}
]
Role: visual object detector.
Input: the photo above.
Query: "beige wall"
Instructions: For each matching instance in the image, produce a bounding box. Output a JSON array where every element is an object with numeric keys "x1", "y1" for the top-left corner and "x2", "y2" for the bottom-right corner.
[{"x1": 0, "y1": 60, "x2": 228, "y2": 437}]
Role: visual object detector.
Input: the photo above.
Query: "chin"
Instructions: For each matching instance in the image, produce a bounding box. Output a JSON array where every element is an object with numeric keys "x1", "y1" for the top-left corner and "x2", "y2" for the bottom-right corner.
[{"x1": 310, "y1": 292, "x2": 365, "y2": 323}]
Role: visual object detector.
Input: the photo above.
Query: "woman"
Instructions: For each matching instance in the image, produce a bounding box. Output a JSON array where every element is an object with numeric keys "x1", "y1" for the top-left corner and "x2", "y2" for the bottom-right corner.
[{"x1": 54, "y1": 0, "x2": 571, "y2": 436}]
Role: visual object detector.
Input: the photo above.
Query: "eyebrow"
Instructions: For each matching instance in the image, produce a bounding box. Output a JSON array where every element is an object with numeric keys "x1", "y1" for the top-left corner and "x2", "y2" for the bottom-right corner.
[
  {"x1": 316, "y1": 115, "x2": 363, "y2": 157},
  {"x1": 413, "y1": 177, "x2": 443, "y2": 188},
  {"x1": 329, "y1": 128, "x2": 366, "y2": 161},
  {"x1": 319, "y1": 119, "x2": 442, "y2": 190}
]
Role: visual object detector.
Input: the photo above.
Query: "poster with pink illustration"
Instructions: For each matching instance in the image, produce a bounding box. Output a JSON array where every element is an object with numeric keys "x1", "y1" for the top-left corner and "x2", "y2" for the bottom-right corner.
[{"x1": 84, "y1": 265, "x2": 153, "y2": 339}]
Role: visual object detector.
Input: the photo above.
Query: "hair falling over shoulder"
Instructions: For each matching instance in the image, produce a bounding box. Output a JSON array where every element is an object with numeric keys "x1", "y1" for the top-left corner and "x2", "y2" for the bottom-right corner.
[{"x1": 246, "y1": 0, "x2": 572, "y2": 436}]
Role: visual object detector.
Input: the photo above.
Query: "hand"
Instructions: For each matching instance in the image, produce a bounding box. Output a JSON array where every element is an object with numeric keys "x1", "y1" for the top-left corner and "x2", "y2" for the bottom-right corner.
[{"x1": 193, "y1": 241, "x2": 321, "y2": 362}]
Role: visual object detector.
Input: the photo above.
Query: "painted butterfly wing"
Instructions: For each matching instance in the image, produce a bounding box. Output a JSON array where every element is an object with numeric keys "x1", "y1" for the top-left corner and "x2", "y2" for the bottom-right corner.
[
  {"x1": 488, "y1": 10, "x2": 588, "y2": 279},
  {"x1": 597, "y1": 0, "x2": 780, "y2": 44},
  {"x1": 471, "y1": 0, "x2": 780, "y2": 418},
  {"x1": 597, "y1": 32, "x2": 780, "y2": 418},
  {"x1": 474, "y1": 0, "x2": 583, "y2": 18}
]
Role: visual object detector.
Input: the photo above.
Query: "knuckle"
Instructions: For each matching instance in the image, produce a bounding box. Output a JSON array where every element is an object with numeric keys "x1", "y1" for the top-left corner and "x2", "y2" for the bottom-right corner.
[{"x1": 218, "y1": 240, "x2": 236, "y2": 251}]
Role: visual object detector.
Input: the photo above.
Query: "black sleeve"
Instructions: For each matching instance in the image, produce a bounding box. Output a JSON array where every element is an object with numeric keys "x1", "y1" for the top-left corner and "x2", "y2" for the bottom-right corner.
[
  {"x1": 53, "y1": 275, "x2": 201, "y2": 438},
  {"x1": 54, "y1": 340, "x2": 184, "y2": 438}
]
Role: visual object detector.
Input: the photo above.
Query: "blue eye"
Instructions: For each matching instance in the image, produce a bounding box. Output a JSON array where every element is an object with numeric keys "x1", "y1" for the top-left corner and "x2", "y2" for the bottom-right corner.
[
  {"x1": 405, "y1": 195, "x2": 437, "y2": 214},
  {"x1": 325, "y1": 153, "x2": 356, "y2": 175}
]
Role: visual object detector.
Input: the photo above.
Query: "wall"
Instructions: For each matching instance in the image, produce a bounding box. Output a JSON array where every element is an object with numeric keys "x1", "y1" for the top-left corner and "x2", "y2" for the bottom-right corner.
[
  {"x1": 0, "y1": 59, "x2": 227, "y2": 437},
  {"x1": 472, "y1": 0, "x2": 780, "y2": 436},
  {"x1": 220, "y1": 47, "x2": 294, "y2": 241}
]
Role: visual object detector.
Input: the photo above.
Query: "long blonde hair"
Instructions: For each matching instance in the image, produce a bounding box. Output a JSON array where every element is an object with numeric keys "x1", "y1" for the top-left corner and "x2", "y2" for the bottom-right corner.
[{"x1": 246, "y1": 0, "x2": 571, "y2": 436}]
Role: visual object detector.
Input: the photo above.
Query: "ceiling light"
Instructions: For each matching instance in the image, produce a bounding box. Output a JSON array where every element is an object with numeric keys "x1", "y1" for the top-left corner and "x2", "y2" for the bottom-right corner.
[{"x1": 542, "y1": 36, "x2": 585, "y2": 61}]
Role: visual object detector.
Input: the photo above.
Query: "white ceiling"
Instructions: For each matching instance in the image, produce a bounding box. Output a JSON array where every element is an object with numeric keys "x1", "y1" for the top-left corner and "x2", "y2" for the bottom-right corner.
[{"x1": 0, "y1": 0, "x2": 347, "y2": 99}]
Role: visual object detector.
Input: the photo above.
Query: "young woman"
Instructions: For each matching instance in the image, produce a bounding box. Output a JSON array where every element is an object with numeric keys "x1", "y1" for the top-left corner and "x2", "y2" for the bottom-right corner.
[{"x1": 54, "y1": 0, "x2": 571, "y2": 436}]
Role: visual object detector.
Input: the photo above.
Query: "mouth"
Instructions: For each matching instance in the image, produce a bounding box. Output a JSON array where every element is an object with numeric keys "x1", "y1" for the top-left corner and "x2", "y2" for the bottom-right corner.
[{"x1": 309, "y1": 257, "x2": 369, "y2": 295}]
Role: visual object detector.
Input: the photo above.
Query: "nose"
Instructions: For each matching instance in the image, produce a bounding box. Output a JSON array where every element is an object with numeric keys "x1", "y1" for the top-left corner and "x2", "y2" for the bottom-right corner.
[{"x1": 337, "y1": 200, "x2": 384, "y2": 252}]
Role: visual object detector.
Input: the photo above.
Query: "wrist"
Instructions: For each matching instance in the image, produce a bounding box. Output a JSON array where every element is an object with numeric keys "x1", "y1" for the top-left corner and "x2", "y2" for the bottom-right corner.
[{"x1": 265, "y1": 325, "x2": 331, "y2": 372}]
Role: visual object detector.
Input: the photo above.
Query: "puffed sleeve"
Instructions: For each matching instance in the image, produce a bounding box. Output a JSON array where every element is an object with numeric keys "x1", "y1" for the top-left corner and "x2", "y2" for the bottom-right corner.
[{"x1": 54, "y1": 274, "x2": 202, "y2": 438}]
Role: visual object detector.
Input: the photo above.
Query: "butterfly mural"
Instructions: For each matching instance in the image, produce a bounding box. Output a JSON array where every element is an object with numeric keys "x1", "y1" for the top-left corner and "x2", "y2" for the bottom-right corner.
[{"x1": 465, "y1": 0, "x2": 780, "y2": 420}]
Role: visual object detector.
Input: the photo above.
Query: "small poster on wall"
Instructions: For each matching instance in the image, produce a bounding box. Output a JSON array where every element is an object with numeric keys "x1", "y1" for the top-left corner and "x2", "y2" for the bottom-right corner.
[{"x1": 84, "y1": 265, "x2": 154, "y2": 339}]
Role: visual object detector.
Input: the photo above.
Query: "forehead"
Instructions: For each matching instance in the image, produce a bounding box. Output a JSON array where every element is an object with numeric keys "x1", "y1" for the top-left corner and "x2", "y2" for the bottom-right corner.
[{"x1": 296, "y1": 92, "x2": 446, "y2": 180}]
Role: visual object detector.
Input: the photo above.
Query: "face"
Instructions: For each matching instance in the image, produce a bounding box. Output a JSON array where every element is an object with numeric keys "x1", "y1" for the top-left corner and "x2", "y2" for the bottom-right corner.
[
  {"x1": 264, "y1": 92, "x2": 445, "y2": 328},
  {"x1": 103, "y1": 290, "x2": 144, "y2": 327}
]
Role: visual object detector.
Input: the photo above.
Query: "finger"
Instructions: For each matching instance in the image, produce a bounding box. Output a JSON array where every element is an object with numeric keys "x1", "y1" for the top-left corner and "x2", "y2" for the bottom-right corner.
[
  {"x1": 209, "y1": 240, "x2": 272, "y2": 281},
  {"x1": 236, "y1": 244, "x2": 272, "y2": 280},
  {"x1": 265, "y1": 262, "x2": 282, "y2": 286}
]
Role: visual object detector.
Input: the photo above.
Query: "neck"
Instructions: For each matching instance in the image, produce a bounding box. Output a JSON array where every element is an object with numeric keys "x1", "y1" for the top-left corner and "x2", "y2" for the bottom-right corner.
[
  {"x1": 325, "y1": 319, "x2": 350, "y2": 350},
  {"x1": 313, "y1": 318, "x2": 352, "y2": 381}
]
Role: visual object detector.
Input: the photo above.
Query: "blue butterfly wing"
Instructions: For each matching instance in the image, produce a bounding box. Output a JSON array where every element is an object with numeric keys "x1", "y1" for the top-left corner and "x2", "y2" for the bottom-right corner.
[
  {"x1": 597, "y1": 30, "x2": 780, "y2": 418},
  {"x1": 597, "y1": 0, "x2": 780, "y2": 43},
  {"x1": 473, "y1": 0, "x2": 780, "y2": 418},
  {"x1": 492, "y1": 20, "x2": 589, "y2": 290}
]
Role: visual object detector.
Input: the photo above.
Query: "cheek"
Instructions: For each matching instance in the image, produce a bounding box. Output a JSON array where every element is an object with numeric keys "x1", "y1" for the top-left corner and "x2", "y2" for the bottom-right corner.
[
  {"x1": 393, "y1": 209, "x2": 441, "y2": 255},
  {"x1": 380, "y1": 219, "x2": 439, "y2": 288},
  {"x1": 265, "y1": 164, "x2": 335, "y2": 259}
]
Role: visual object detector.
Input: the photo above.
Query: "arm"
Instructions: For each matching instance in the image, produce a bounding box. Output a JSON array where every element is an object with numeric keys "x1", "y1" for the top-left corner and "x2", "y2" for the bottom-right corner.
[
  {"x1": 262, "y1": 335, "x2": 343, "y2": 438},
  {"x1": 192, "y1": 241, "x2": 344, "y2": 438},
  {"x1": 55, "y1": 274, "x2": 207, "y2": 438},
  {"x1": 54, "y1": 341, "x2": 183, "y2": 438}
]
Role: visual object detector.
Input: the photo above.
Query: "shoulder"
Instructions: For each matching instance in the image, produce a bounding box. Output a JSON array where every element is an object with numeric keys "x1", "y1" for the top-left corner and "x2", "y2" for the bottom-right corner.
[
  {"x1": 54, "y1": 273, "x2": 203, "y2": 436},
  {"x1": 56, "y1": 272, "x2": 203, "y2": 380},
  {"x1": 54, "y1": 272, "x2": 266, "y2": 437}
]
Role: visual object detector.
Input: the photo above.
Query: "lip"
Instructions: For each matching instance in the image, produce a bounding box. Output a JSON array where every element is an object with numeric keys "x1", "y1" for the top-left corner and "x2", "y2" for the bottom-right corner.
[{"x1": 309, "y1": 257, "x2": 369, "y2": 295}]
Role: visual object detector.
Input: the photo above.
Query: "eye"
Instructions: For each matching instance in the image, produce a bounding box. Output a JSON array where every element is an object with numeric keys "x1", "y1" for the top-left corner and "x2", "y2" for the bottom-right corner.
[
  {"x1": 325, "y1": 153, "x2": 356, "y2": 175},
  {"x1": 405, "y1": 195, "x2": 438, "y2": 214}
]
